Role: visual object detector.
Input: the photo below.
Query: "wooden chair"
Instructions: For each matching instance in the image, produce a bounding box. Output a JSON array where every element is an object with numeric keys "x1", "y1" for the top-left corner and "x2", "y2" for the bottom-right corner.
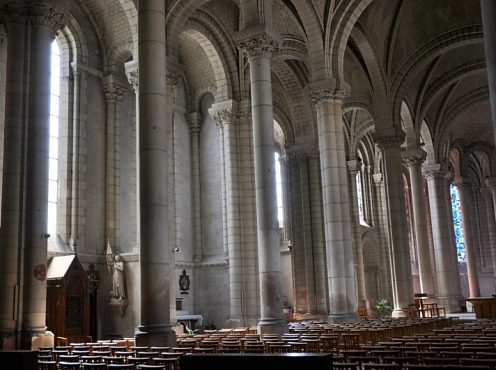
[
  {"x1": 128, "y1": 356, "x2": 152, "y2": 366},
  {"x1": 137, "y1": 366, "x2": 166, "y2": 370},
  {"x1": 363, "y1": 364, "x2": 401, "y2": 370},
  {"x1": 102, "y1": 356, "x2": 125, "y2": 364},
  {"x1": 38, "y1": 360, "x2": 57, "y2": 370},
  {"x1": 58, "y1": 362, "x2": 80, "y2": 370},
  {"x1": 59, "y1": 355, "x2": 80, "y2": 363},
  {"x1": 57, "y1": 336, "x2": 69, "y2": 346},
  {"x1": 107, "y1": 365, "x2": 135, "y2": 370},
  {"x1": 80, "y1": 364, "x2": 108, "y2": 369},
  {"x1": 333, "y1": 362, "x2": 359, "y2": 370},
  {"x1": 152, "y1": 357, "x2": 178, "y2": 370}
]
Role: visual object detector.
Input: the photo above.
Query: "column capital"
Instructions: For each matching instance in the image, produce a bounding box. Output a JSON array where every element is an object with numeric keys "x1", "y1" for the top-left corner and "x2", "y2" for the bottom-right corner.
[
  {"x1": 453, "y1": 176, "x2": 472, "y2": 189},
  {"x1": 209, "y1": 100, "x2": 238, "y2": 127},
  {"x1": 347, "y1": 159, "x2": 363, "y2": 174},
  {"x1": 103, "y1": 75, "x2": 128, "y2": 102},
  {"x1": 308, "y1": 78, "x2": 350, "y2": 104},
  {"x1": 373, "y1": 173, "x2": 383, "y2": 184},
  {"x1": 423, "y1": 163, "x2": 446, "y2": 179},
  {"x1": 166, "y1": 65, "x2": 183, "y2": 86},
  {"x1": 2, "y1": 2, "x2": 64, "y2": 33},
  {"x1": 188, "y1": 112, "x2": 202, "y2": 134},
  {"x1": 235, "y1": 26, "x2": 281, "y2": 58},
  {"x1": 486, "y1": 177, "x2": 496, "y2": 189},
  {"x1": 373, "y1": 127, "x2": 406, "y2": 149},
  {"x1": 480, "y1": 186, "x2": 493, "y2": 199},
  {"x1": 285, "y1": 143, "x2": 319, "y2": 160},
  {"x1": 402, "y1": 148, "x2": 427, "y2": 167},
  {"x1": 124, "y1": 60, "x2": 139, "y2": 92}
]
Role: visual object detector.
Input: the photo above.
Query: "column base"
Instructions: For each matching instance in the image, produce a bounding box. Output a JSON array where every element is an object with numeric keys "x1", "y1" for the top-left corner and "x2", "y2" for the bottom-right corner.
[
  {"x1": 20, "y1": 326, "x2": 47, "y2": 350},
  {"x1": 257, "y1": 318, "x2": 287, "y2": 335},
  {"x1": 327, "y1": 312, "x2": 359, "y2": 324},
  {"x1": 135, "y1": 324, "x2": 177, "y2": 347},
  {"x1": 225, "y1": 317, "x2": 243, "y2": 329},
  {"x1": 0, "y1": 329, "x2": 16, "y2": 350},
  {"x1": 392, "y1": 309, "x2": 409, "y2": 318},
  {"x1": 437, "y1": 295, "x2": 464, "y2": 313}
]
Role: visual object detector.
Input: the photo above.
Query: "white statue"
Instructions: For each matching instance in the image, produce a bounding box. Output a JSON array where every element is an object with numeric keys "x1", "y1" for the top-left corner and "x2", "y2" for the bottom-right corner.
[
  {"x1": 112, "y1": 254, "x2": 126, "y2": 299},
  {"x1": 106, "y1": 240, "x2": 126, "y2": 300}
]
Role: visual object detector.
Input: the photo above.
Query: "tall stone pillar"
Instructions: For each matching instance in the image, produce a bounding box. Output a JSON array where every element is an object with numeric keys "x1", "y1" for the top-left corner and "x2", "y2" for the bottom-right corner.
[
  {"x1": 309, "y1": 81, "x2": 358, "y2": 322},
  {"x1": 481, "y1": 0, "x2": 496, "y2": 146},
  {"x1": 188, "y1": 113, "x2": 202, "y2": 262},
  {"x1": 348, "y1": 159, "x2": 368, "y2": 309},
  {"x1": 103, "y1": 76, "x2": 127, "y2": 248},
  {"x1": 375, "y1": 131, "x2": 414, "y2": 316},
  {"x1": 135, "y1": 0, "x2": 176, "y2": 347},
  {"x1": 125, "y1": 60, "x2": 140, "y2": 254},
  {"x1": 423, "y1": 164, "x2": 461, "y2": 312},
  {"x1": 403, "y1": 148, "x2": 434, "y2": 296},
  {"x1": 210, "y1": 101, "x2": 245, "y2": 327},
  {"x1": 237, "y1": 30, "x2": 285, "y2": 334},
  {"x1": 480, "y1": 187, "x2": 496, "y2": 286},
  {"x1": 0, "y1": 2, "x2": 63, "y2": 349},
  {"x1": 487, "y1": 178, "x2": 496, "y2": 225},
  {"x1": 455, "y1": 178, "x2": 480, "y2": 297}
]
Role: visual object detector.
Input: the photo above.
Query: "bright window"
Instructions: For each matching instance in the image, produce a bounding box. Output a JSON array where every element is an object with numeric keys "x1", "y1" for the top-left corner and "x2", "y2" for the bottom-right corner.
[
  {"x1": 356, "y1": 171, "x2": 366, "y2": 225},
  {"x1": 47, "y1": 40, "x2": 60, "y2": 236},
  {"x1": 450, "y1": 184, "x2": 465, "y2": 262},
  {"x1": 275, "y1": 152, "x2": 284, "y2": 228}
]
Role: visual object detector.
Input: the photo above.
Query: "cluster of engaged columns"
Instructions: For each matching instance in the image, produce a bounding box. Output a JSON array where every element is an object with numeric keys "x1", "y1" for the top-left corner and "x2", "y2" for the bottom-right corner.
[
  {"x1": 0, "y1": 2, "x2": 63, "y2": 349},
  {"x1": 310, "y1": 81, "x2": 358, "y2": 322}
]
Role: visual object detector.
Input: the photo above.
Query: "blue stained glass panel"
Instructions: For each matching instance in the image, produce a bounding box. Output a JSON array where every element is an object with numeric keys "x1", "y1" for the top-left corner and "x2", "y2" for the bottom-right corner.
[{"x1": 450, "y1": 184, "x2": 465, "y2": 262}]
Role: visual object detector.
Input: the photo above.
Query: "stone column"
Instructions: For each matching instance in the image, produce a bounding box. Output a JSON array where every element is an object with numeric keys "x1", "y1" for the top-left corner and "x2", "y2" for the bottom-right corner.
[
  {"x1": 375, "y1": 131, "x2": 414, "y2": 316},
  {"x1": 403, "y1": 148, "x2": 434, "y2": 296},
  {"x1": 423, "y1": 164, "x2": 461, "y2": 312},
  {"x1": 103, "y1": 76, "x2": 127, "y2": 248},
  {"x1": 125, "y1": 60, "x2": 140, "y2": 253},
  {"x1": 348, "y1": 159, "x2": 368, "y2": 309},
  {"x1": 135, "y1": 0, "x2": 176, "y2": 347},
  {"x1": 487, "y1": 178, "x2": 496, "y2": 225},
  {"x1": 188, "y1": 113, "x2": 203, "y2": 262},
  {"x1": 481, "y1": 0, "x2": 496, "y2": 146},
  {"x1": 211, "y1": 101, "x2": 245, "y2": 326},
  {"x1": 309, "y1": 82, "x2": 358, "y2": 322},
  {"x1": 0, "y1": 2, "x2": 63, "y2": 349},
  {"x1": 237, "y1": 31, "x2": 285, "y2": 334},
  {"x1": 455, "y1": 178, "x2": 480, "y2": 297},
  {"x1": 480, "y1": 186, "x2": 496, "y2": 286}
]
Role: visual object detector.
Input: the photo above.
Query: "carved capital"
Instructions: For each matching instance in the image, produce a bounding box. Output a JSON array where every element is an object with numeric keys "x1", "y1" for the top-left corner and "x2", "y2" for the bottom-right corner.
[
  {"x1": 103, "y1": 75, "x2": 128, "y2": 102},
  {"x1": 188, "y1": 112, "x2": 202, "y2": 134},
  {"x1": 347, "y1": 159, "x2": 362, "y2": 174},
  {"x1": 286, "y1": 143, "x2": 319, "y2": 160},
  {"x1": 124, "y1": 60, "x2": 139, "y2": 91},
  {"x1": 422, "y1": 163, "x2": 445, "y2": 180},
  {"x1": 374, "y1": 128, "x2": 406, "y2": 149},
  {"x1": 486, "y1": 177, "x2": 496, "y2": 190},
  {"x1": 402, "y1": 148, "x2": 427, "y2": 167},
  {"x1": 209, "y1": 100, "x2": 238, "y2": 127},
  {"x1": 28, "y1": 3, "x2": 64, "y2": 31},
  {"x1": 308, "y1": 78, "x2": 350, "y2": 104},
  {"x1": 236, "y1": 28, "x2": 281, "y2": 58},
  {"x1": 166, "y1": 66, "x2": 182, "y2": 86}
]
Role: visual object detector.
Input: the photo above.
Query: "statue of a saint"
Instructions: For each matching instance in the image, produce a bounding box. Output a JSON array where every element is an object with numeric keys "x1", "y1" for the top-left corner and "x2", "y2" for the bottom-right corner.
[{"x1": 112, "y1": 254, "x2": 126, "y2": 299}]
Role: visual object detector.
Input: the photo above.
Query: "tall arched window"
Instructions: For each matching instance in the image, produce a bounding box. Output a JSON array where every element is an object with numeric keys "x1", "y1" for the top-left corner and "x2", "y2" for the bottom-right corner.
[
  {"x1": 356, "y1": 171, "x2": 366, "y2": 225},
  {"x1": 275, "y1": 151, "x2": 284, "y2": 228},
  {"x1": 450, "y1": 183, "x2": 466, "y2": 262},
  {"x1": 47, "y1": 40, "x2": 60, "y2": 236}
]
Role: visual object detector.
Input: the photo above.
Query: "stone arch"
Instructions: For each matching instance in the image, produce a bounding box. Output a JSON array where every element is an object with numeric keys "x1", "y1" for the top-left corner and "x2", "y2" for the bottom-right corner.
[
  {"x1": 273, "y1": 105, "x2": 295, "y2": 144},
  {"x1": 392, "y1": 25, "x2": 484, "y2": 123},
  {"x1": 435, "y1": 88, "x2": 490, "y2": 156},
  {"x1": 420, "y1": 121, "x2": 436, "y2": 165},
  {"x1": 325, "y1": 0, "x2": 373, "y2": 85},
  {"x1": 418, "y1": 60, "x2": 486, "y2": 123},
  {"x1": 401, "y1": 100, "x2": 417, "y2": 150},
  {"x1": 181, "y1": 26, "x2": 232, "y2": 102},
  {"x1": 117, "y1": 0, "x2": 138, "y2": 56}
]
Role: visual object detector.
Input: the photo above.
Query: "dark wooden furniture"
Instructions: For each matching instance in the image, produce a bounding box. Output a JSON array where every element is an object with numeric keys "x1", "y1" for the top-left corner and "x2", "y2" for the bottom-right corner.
[
  {"x1": 0, "y1": 350, "x2": 37, "y2": 370},
  {"x1": 46, "y1": 255, "x2": 90, "y2": 344},
  {"x1": 466, "y1": 297, "x2": 496, "y2": 318},
  {"x1": 180, "y1": 353, "x2": 332, "y2": 370}
]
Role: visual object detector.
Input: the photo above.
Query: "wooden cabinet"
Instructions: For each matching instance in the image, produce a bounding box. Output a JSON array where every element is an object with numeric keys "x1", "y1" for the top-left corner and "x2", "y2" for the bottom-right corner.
[
  {"x1": 46, "y1": 255, "x2": 89, "y2": 343},
  {"x1": 467, "y1": 297, "x2": 496, "y2": 319}
]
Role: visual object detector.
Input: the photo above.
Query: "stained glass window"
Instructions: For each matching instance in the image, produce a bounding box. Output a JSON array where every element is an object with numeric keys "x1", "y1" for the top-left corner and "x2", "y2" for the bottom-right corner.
[{"x1": 450, "y1": 184, "x2": 465, "y2": 262}]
